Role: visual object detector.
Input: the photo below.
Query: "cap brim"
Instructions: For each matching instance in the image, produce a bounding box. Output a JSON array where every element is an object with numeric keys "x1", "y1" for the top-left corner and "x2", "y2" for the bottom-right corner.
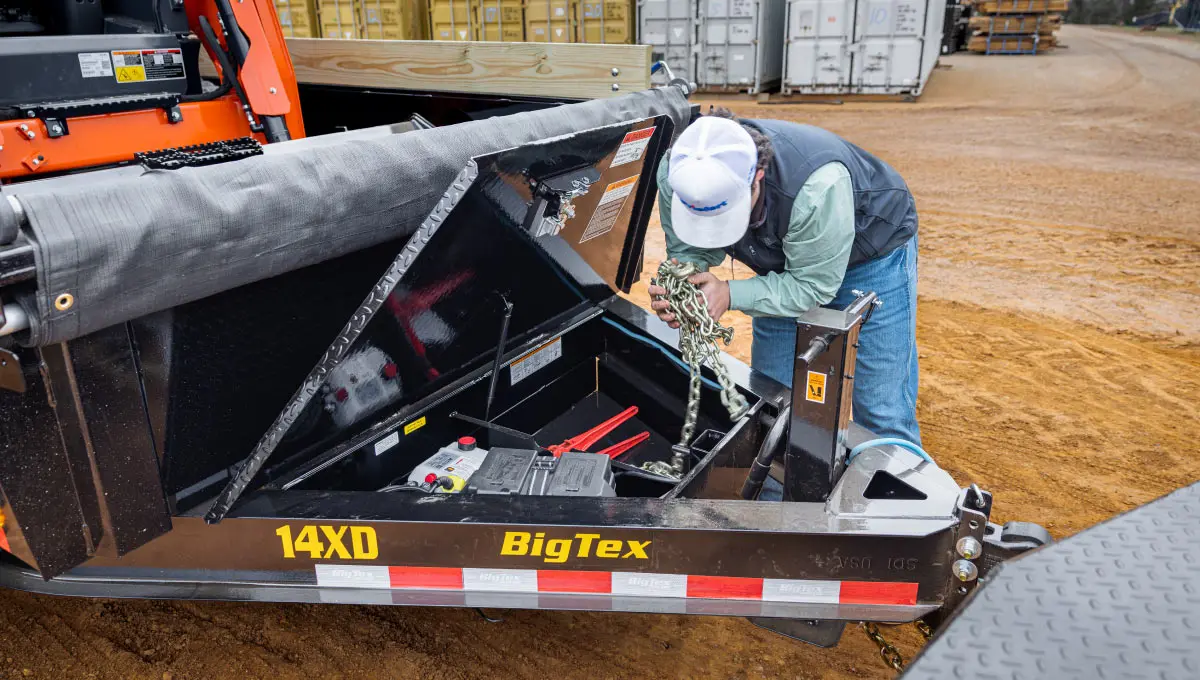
[{"x1": 670, "y1": 187, "x2": 752, "y2": 249}]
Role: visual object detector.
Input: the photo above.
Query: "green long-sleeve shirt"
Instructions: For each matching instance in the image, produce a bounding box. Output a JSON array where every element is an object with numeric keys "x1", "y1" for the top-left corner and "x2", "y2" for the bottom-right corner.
[{"x1": 657, "y1": 157, "x2": 855, "y2": 318}]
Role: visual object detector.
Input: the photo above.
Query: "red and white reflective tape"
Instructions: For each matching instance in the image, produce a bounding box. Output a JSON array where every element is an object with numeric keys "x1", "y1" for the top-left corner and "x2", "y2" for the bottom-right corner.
[{"x1": 314, "y1": 565, "x2": 917, "y2": 605}]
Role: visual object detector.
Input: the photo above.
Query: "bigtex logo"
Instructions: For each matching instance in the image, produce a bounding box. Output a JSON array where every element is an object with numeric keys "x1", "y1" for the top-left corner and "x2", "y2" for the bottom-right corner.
[{"x1": 501, "y1": 531, "x2": 651, "y2": 563}]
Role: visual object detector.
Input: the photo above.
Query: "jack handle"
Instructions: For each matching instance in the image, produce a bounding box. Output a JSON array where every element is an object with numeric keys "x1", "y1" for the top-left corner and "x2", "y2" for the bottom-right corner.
[{"x1": 651, "y1": 61, "x2": 695, "y2": 97}]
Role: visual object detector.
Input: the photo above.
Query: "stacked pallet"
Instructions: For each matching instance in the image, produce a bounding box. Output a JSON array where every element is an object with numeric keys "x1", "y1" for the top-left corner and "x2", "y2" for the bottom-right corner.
[{"x1": 967, "y1": 0, "x2": 1068, "y2": 54}]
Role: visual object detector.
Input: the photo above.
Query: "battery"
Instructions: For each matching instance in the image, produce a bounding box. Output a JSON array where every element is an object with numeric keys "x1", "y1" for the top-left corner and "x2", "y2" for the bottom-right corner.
[{"x1": 467, "y1": 448, "x2": 616, "y2": 497}]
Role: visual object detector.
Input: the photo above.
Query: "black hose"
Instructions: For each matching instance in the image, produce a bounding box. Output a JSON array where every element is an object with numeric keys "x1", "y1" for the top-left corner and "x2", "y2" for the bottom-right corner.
[
  {"x1": 181, "y1": 27, "x2": 234, "y2": 103},
  {"x1": 197, "y1": 16, "x2": 259, "y2": 127},
  {"x1": 151, "y1": 0, "x2": 165, "y2": 32},
  {"x1": 198, "y1": 11, "x2": 291, "y2": 143},
  {"x1": 740, "y1": 403, "x2": 791, "y2": 500}
]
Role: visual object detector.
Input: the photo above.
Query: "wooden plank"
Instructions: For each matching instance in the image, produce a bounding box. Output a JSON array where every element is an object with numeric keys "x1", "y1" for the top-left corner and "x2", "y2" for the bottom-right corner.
[
  {"x1": 972, "y1": 0, "x2": 1069, "y2": 14},
  {"x1": 969, "y1": 14, "x2": 1061, "y2": 34},
  {"x1": 968, "y1": 34, "x2": 1058, "y2": 52},
  {"x1": 284, "y1": 38, "x2": 651, "y2": 99}
]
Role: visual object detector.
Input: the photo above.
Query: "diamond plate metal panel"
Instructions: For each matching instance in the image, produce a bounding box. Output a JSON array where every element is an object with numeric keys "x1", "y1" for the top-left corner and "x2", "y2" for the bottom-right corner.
[{"x1": 904, "y1": 482, "x2": 1200, "y2": 680}]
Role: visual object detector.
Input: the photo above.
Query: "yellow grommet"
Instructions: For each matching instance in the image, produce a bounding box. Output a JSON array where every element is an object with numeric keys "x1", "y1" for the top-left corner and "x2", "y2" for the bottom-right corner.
[{"x1": 54, "y1": 293, "x2": 74, "y2": 311}]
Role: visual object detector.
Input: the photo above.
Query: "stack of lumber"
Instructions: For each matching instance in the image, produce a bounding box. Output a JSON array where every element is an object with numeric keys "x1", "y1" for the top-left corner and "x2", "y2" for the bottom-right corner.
[{"x1": 967, "y1": 0, "x2": 1067, "y2": 54}]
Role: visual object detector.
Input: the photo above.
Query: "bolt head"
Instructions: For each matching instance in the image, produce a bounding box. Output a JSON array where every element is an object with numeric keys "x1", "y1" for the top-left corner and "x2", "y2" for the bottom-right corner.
[
  {"x1": 50, "y1": 125, "x2": 61, "y2": 134},
  {"x1": 611, "y1": 67, "x2": 620, "y2": 76},
  {"x1": 956, "y1": 536, "x2": 982, "y2": 560},
  {"x1": 611, "y1": 83, "x2": 620, "y2": 91},
  {"x1": 952, "y1": 559, "x2": 978, "y2": 582},
  {"x1": 269, "y1": 87, "x2": 277, "y2": 94},
  {"x1": 24, "y1": 131, "x2": 34, "y2": 140},
  {"x1": 26, "y1": 111, "x2": 35, "y2": 118}
]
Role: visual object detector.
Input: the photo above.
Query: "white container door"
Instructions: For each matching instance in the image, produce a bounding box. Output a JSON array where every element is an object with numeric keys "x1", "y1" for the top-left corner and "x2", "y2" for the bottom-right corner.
[
  {"x1": 784, "y1": 0, "x2": 854, "y2": 93},
  {"x1": 699, "y1": 0, "x2": 759, "y2": 90},
  {"x1": 639, "y1": 0, "x2": 696, "y2": 82},
  {"x1": 850, "y1": 0, "x2": 928, "y2": 92}
]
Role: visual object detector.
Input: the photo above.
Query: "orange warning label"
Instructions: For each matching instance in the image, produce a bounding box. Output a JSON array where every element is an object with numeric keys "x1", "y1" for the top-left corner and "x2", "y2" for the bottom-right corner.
[{"x1": 806, "y1": 370, "x2": 827, "y2": 404}]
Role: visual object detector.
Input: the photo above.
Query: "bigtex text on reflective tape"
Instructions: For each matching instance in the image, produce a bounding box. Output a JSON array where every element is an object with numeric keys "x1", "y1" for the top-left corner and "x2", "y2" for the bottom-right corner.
[{"x1": 500, "y1": 531, "x2": 650, "y2": 563}]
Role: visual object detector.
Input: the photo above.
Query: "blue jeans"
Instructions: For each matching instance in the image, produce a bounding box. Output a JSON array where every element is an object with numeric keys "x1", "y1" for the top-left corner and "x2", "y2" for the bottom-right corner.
[{"x1": 750, "y1": 237, "x2": 921, "y2": 446}]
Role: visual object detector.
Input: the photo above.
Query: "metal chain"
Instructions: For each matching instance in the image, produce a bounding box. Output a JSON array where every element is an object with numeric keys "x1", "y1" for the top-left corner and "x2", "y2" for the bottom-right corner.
[
  {"x1": 916, "y1": 619, "x2": 933, "y2": 640},
  {"x1": 861, "y1": 622, "x2": 905, "y2": 673},
  {"x1": 650, "y1": 261, "x2": 749, "y2": 473},
  {"x1": 861, "y1": 620, "x2": 933, "y2": 673}
]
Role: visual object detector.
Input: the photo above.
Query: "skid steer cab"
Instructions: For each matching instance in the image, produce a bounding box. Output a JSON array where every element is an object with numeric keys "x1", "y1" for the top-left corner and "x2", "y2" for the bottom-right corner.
[{"x1": 0, "y1": 89, "x2": 1047, "y2": 649}]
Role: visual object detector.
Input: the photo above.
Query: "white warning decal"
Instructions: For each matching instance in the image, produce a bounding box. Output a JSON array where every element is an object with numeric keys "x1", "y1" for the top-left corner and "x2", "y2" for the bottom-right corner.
[
  {"x1": 78, "y1": 52, "x2": 114, "y2": 79},
  {"x1": 610, "y1": 127, "x2": 656, "y2": 168},
  {"x1": 580, "y1": 175, "x2": 638, "y2": 243},
  {"x1": 510, "y1": 338, "x2": 563, "y2": 385}
]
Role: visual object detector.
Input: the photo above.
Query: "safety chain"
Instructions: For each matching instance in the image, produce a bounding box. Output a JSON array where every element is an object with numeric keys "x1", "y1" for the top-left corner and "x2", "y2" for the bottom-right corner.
[
  {"x1": 861, "y1": 622, "x2": 905, "y2": 673},
  {"x1": 916, "y1": 619, "x2": 933, "y2": 640},
  {"x1": 861, "y1": 619, "x2": 934, "y2": 674},
  {"x1": 651, "y1": 261, "x2": 749, "y2": 474}
]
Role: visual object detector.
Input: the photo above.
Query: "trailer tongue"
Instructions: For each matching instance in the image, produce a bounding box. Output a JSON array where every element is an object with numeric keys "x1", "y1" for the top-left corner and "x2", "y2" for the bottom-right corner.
[{"x1": 0, "y1": 91, "x2": 1047, "y2": 648}]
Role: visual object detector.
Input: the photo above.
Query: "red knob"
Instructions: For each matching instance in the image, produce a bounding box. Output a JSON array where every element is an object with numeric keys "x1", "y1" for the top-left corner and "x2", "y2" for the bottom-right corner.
[
  {"x1": 458, "y1": 436, "x2": 477, "y2": 451},
  {"x1": 424, "y1": 473, "x2": 437, "y2": 484}
]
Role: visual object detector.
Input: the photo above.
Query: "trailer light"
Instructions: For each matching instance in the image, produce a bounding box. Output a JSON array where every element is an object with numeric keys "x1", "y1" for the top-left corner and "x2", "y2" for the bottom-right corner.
[
  {"x1": 956, "y1": 536, "x2": 982, "y2": 560},
  {"x1": 335, "y1": 387, "x2": 349, "y2": 402}
]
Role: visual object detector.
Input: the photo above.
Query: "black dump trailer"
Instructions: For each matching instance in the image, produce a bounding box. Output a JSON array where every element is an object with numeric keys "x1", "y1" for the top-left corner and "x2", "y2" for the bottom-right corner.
[{"x1": 0, "y1": 84, "x2": 1047, "y2": 647}]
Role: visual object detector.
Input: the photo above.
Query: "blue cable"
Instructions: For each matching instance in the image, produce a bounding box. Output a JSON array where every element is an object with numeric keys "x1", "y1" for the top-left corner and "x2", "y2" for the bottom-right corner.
[
  {"x1": 602, "y1": 317, "x2": 721, "y2": 391},
  {"x1": 847, "y1": 437, "x2": 936, "y2": 465}
]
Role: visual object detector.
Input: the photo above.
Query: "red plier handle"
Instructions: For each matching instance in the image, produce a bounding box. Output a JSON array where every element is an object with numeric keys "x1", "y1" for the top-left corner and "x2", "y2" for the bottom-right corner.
[
  {"x1": 596, "y1": 432, "x2": 651, "y2": 459},
  {"x1": 547, "y1": 406, "x2": 641, "y2": 457}
]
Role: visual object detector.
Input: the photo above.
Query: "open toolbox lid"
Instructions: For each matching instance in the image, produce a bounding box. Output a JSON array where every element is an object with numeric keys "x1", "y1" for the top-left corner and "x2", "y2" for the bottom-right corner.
[{"x1": 205, "y1": 116, "x2": 677, "y2": 522}]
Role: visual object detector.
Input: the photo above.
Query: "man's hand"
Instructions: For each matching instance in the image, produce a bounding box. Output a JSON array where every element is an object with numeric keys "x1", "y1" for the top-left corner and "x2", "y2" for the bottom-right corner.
[
  {"x1": 687, "y1": 271, "x2": 731, "y2": 323},
  {"x1": 648, "y1": 283, "x2": 680, "y2": 329}
]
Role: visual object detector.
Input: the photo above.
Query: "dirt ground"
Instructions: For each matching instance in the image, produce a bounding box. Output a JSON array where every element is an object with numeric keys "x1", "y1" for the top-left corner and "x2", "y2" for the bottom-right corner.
[{"x1": 2, "y1": 24, "x2": 1199, "y2": 680}]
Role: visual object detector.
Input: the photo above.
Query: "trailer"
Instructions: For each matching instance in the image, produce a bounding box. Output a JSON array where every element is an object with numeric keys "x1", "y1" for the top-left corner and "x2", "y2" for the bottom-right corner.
[{"x1": 0, "y1": 70, "x2": 1050, "y2": 652}]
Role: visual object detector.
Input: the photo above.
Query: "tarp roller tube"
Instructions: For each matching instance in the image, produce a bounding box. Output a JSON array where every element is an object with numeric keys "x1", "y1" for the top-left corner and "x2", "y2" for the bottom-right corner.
[{"x1": 9, "y1": 88, "x2": 691, "y2": 347}]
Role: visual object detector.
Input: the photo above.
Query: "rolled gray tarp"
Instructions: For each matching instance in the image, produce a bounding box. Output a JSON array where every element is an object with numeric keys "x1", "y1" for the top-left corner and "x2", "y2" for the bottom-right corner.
[{"x1": 11, "y1": 88, "x2": 690, "y2": 347}]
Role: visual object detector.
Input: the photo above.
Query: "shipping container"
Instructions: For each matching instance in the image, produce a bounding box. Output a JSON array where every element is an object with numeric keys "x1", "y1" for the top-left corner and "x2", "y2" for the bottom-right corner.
[
  {"x1": 637, "y1": 0, "x2": 696, "y2": 82},
  {"x1": 430, "y1": 0, "x2": 476, "y2": 40},
  {"x1": 477, "y1": 0, "x2": 526, "y2": 40},
  {"x1": 638, "y1": 0, "x2": 782, "y2": 94},
  {"x1": 783, "y1": 0, "x2": 946, "y2": 96},
  {"x1": 578, "y1": 0, "x2": 635, "y2": 43},
  {"x1": 274, "y1": 0, "x2": 322, "y2": 37},
  {"x1": 698, "y1": 0, "x2": 786, "y2": 93},
  {"x1": 319, "y1": 0, "x2": 363, "y2": 38},
  {"x1": 526, "y1": 0, "x2": 576, "y2": 42},
  {"x1": 359, "y1": 0, "x2": 430, "y2": 39}
]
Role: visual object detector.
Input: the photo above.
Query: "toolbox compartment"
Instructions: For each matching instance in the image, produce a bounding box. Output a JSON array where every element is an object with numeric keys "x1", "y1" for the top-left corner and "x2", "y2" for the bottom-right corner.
[{"x1": 273, "y1": 312, "x2": 750, "y2": 500}]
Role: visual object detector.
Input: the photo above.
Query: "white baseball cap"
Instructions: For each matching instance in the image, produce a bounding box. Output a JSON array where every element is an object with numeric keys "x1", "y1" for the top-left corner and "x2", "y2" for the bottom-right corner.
[{"x1": 667, "y1": 116, "x2": 758, "y2": 249}]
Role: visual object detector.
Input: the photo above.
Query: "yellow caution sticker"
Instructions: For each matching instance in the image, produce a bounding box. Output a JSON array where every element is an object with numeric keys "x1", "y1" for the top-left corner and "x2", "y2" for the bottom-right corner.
[
  {"x1": 111, "y1": 50, "x2": 146, "y2": 82},
  {"x1": 806, "y1": 370, "x2": 827, "y2": 404},
  {"x1": 403, "y1": 416, "x2": 427, "y2": 435},
  {"x1": 115, "y1": 65, "x2": 146, "y2": 82}
]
